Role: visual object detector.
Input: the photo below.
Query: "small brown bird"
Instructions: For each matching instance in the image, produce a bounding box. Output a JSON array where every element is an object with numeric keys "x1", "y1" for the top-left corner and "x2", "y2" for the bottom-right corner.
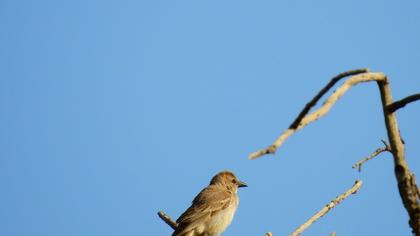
[{"x1": 172, "y1": 171, "x2": 247, "y2": 236}]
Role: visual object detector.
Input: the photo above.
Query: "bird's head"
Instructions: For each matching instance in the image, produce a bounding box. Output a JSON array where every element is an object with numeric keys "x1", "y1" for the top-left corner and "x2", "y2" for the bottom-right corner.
[{"x1": 209, "y1": 170, "x2": 247, "y2": 189}]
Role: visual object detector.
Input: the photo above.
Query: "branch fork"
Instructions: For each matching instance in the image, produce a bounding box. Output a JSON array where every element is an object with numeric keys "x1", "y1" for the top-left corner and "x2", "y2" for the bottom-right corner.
[
  {"x1": 352, "y1": 140, "x2": 391, "y2": 172},
  {"x1": 249, "y1": 69, "x2": 420, "y2": 234}
]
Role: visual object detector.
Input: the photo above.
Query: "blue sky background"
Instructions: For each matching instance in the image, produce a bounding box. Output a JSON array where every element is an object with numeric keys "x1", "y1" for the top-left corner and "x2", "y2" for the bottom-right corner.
[{"x1": 1, "y1": 1, "x2": 420, "y2": 235}]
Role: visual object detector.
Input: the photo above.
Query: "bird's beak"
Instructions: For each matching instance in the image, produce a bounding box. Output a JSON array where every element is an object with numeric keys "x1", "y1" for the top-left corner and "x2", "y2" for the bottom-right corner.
[{"x1": 238, "y1": 180, "x2": 248, "y2": 188}]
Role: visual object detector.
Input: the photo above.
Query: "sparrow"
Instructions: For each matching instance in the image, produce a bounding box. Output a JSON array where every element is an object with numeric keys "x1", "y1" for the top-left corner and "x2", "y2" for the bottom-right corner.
[{"x1": 172, "y1": 171, "x2": 247, "y2": 236}]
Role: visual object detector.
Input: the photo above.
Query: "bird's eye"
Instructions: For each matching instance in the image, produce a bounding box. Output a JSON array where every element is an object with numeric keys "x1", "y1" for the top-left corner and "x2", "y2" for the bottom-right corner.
[{"x1": 232, "y1": 179, "x2": 237, "y2": 184}]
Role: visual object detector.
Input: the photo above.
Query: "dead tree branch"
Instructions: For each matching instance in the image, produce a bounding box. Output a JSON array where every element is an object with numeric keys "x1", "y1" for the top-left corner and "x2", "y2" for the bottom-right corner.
[
  {"x1": 158, "y1": 211, "x2": 178, "y2": 230},
  {"x1": 290, "y1": 68, "x2": 369, "y2": 130},
  {"x1": 352, "y1": 140, "x2": 391, "y2": 172},
  {"x1": 387, "y1": 93, "x2": 420, "y2": 113},
  {"x1": 249, "y1": 71, "x2": 386, "y2": 160},
  {"x1": 290, "y1": 180, "x2": 363, "y2": 236},
  {"x1": 249, "y1": 70, "x2": 420, "y2": 234},
  {"x1": 377, "y1": 79, "x2": 420, "y2": 235}
]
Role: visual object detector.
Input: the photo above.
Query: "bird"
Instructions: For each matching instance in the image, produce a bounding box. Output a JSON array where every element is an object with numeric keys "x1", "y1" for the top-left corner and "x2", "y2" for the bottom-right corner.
[{"x1": 172, "y1": 170, "x2": 247, "y2": 236}]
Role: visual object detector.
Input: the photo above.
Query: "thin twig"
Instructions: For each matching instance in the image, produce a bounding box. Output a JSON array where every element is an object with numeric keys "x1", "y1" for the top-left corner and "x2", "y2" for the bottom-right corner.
[
  {"x1": 158, "y1": 211, "x2": 178, "y2": 230},
  {"x1": 387, "y1": 93, "x2": 420, "y2": 113},
  {"x1": 352, "y1": 140, "x2": 391, "y2": 172},
  {"x1": 353, "y1": 147, "x2": 387, "y2": 171},
  {"x1": 290, "y1": 68, "x2": 369, "y2": 129},
  {"x1": 249, "y1": 72, "x2": 386, "y2": 159},
  {"x1": 290, "y1": 180, "x2": 363, "y2": 236},
  {"x1": 249, "y1": 69, "x2": 368, "y2": 159}
]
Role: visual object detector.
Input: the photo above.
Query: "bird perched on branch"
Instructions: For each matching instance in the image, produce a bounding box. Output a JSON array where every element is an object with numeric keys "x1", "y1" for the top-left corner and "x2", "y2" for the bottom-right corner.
[{"x1": 172, "y1": 171, "x2": 247, "y2": 236}]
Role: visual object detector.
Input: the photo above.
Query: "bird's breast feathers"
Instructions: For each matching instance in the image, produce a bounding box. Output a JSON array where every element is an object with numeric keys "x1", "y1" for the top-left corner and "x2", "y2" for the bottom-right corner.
[{"x1": 205, "y1": 198, "x2": 238, "y2": 234}]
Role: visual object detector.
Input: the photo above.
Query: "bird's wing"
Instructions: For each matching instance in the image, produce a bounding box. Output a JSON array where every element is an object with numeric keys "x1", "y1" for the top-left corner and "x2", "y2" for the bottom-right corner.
[{"x1": 173, "y1": 185, "x2": 233, "y2": 235}]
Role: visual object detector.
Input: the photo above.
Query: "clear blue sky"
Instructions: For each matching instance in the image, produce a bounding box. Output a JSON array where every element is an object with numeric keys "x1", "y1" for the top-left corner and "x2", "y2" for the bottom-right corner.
[{"x1": 1, "y1": 1, "x2": 419, "y2": 235}]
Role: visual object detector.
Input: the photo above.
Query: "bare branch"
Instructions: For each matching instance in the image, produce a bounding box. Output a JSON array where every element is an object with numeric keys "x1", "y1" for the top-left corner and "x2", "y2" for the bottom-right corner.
[
  {"x1": 377, "y1": 79, "x2": 420, "y2": 234},
  {"x1": 247, "y1": 69, "x2": 420, "y2": 234},
  {"x1": 352, "y1": 147, "x2": 388, "y2": 171},
  {"x1": 249, "y1": 72, "x2": 386, "y2": 160},
  {"x1": 352, "y1": 140, "x2": 391, "y2": 172},
  {"x1": 290, "y1": 68, "x2": 369, "y2": 130},
  {"x1": 158, "y1": 211, "x2": 178, "y2": 230},
  {"x1": 290, "y1": 180, "x2": 363, "y2": 236},
  {"x1": 387, "y1": 93, "x2": 420, "y2": 113}
]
